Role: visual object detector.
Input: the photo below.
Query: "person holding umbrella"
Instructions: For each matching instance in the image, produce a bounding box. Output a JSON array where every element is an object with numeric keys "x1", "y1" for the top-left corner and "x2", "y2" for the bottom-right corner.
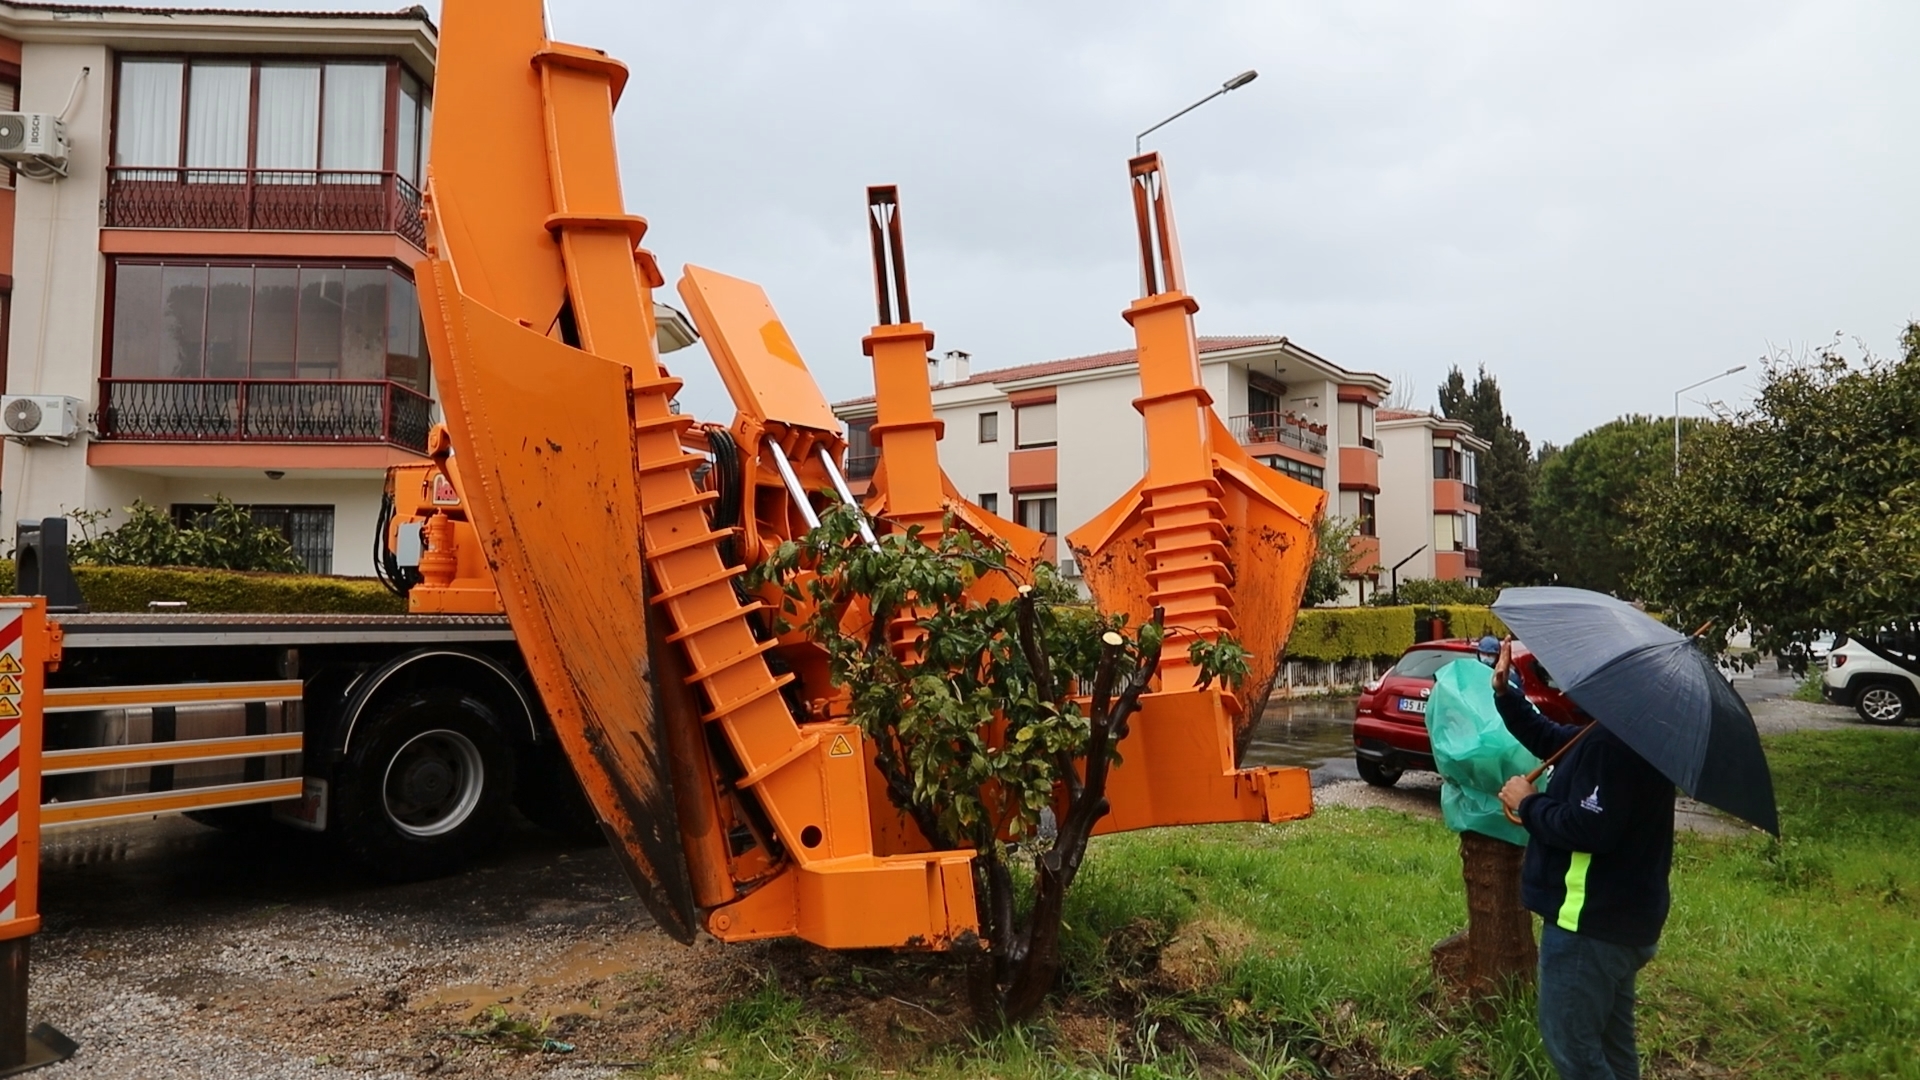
[
  {"x1": 1491, "y1": 637, "x2": 1672, "y2": 1080},
  {"x1": 1487, "y1": 586, "x2": 1780, "y2": 1080}
]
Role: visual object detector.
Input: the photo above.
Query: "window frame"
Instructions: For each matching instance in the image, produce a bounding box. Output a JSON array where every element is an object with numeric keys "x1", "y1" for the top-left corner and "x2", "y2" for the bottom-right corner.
[
  {"x1": 110, "y1": 53, "x2": 430, "y2": 181},
  {"x1": 1016, "y1": 493, "x2": 1059, "y2": 536},
  {"x1": 1013, "y1": 401, "x2": 1057, "y2": 450},
  {"x1": 103, "y1": 255, "x2": 426, "y2": 389},
  {"x1": 977, "y1": 410, "x2": 998, "y2": 444},
  {"x1": 171, "y1": 502, "x2": 336, "y2": 575}
]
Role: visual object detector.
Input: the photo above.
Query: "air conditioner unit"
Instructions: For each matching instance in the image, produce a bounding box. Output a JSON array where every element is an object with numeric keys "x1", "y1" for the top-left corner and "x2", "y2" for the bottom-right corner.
[
  {"x1": 0, "y1": 112, "x2": 70, "y2": 179},
  {"x1": 1, "y1": 395, "x2": 83, "y2": 441}
]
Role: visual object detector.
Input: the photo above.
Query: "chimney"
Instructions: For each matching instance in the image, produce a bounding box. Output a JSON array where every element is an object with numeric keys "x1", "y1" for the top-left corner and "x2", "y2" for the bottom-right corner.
[
  {"x1": 945, "y1": 349, "x2": 971, "y2": 383},
  {"x1": 928, "y1": 356, "x2": 943, "y2": 386}
]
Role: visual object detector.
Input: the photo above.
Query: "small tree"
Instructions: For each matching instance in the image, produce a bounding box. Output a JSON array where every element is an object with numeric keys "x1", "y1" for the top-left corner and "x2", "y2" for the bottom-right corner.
[
  {"x1": 755, "y1": 504, "x2": 1246, "y2": 1023},
  {"x1": 1439, "y1": 366, "x2": 1547, "y2": 586},
  {"x1": 1533, "y1": 415, "x2": 1702, "y2": 594},
  {"x1": 1303, "y1": 514, "x2": 1366, "y2": 607}
]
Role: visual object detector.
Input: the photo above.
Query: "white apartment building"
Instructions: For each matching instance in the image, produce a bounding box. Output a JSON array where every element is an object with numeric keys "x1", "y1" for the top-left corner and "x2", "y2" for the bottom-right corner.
[
  {"x1": 1374, "y1": 408, "x2": 1486, "y2": 590},
  {"x1": 835, "y1": 336, "x2": 1393, "y2": 602},
  {"x1": 0, "y1": 2, "x2": 693, "y2": 576}
]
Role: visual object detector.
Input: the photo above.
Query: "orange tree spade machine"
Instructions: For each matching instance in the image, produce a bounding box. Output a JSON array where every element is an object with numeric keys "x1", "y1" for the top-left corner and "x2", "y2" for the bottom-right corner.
[{"x1": 405, "y1": 0, "x2": 1324, "y2": 955}]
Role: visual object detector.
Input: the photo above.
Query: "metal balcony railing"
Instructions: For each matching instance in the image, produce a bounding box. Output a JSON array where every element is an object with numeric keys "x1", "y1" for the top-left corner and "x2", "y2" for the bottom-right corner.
[
  {"x1": 97, "y1": 379, "x2": 433, "y2": 452},
  {"x1": 1227, "y1": 411, "x2": 1328, "y2": 456},
  {"x1": 104, "y1": 168, "x2": 427, "y2": 251},
  {"x1": 844, "y1": 453, "x2": 879, "y2": 480},
  {"x1": 1464, "y1": 548, "x2": 1481, "y2": 569},
  {"x1": 1462, "y1": 483, "x2": 1481, "y2": 506}
]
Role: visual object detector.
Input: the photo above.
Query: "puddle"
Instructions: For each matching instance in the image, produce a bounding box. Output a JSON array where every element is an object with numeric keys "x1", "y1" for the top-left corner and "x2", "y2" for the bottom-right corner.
[{"x1": 1240, "y1": 696, "x2": 1357, "y2": 781}]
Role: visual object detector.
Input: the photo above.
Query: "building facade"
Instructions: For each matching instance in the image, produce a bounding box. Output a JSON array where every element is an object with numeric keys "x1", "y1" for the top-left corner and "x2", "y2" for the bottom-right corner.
[
  {"x1": 836, "y1": 336, "x2": 1392, "y2": 603},
  {"x1": 1373, "y1": 408, "x2": 1486, "y2": 591},
  {"x1": 0, "y1": 3, "x2": 441, "y2": 575}
]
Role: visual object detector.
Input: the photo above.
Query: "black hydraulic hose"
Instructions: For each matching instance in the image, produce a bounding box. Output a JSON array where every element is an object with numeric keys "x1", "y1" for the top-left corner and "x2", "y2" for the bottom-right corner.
[{"x1": 706, "y1": 429, "x2": 746, "y2": 573}]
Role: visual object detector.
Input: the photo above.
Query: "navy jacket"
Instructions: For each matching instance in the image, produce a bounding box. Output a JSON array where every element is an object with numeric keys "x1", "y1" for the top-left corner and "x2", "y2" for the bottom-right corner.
[{"x1": 1495, "y1": 684, "x2": 1676, "y2": 947}]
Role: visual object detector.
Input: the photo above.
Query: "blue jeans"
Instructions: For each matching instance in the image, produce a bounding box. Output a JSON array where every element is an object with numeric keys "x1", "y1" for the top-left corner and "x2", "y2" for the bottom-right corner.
[{"x1": 1537, "y1": 922, "x2": 1658, "y2": 1080}]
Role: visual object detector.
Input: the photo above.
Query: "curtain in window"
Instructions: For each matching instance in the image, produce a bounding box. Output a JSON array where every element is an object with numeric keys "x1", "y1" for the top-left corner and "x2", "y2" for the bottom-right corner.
[
  {"x1": 115, "y1": 60, "x2": 184, "y2": 173},
  {"x1": 397, "y1": 71, "x2": 421, "y2": 186},
  {"x1": 321, "y1": 64, "x2": 385, "y2": 183},
  {"x1": 256, "y1": 64, "x2": 320, "y2": 182},
  {"x1": 186, "y1": 62, "x2": 250, "y2": 183}
]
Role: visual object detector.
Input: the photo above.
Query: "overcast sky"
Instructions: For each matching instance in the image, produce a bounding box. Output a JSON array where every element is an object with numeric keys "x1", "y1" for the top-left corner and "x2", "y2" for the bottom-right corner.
[{"x1": 291, "y1": 2, "x2": 1918, "y2": 444}]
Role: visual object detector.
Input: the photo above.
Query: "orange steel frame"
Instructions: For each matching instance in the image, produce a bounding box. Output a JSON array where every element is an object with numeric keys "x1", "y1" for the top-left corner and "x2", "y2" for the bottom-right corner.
[{"x1": 413, "y1": 1, "x2": 1325, "y2": 953}]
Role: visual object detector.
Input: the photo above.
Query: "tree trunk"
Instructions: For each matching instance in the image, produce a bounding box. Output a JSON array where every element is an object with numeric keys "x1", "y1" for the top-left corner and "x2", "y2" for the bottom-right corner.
[{"x1": 1432, "y1": 831, "x2": 1535, "y2": 1003}]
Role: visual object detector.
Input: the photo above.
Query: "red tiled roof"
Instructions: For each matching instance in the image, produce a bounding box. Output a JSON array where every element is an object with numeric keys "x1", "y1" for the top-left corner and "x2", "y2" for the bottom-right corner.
[
  {"x1": 5, "y1": 2, "x2": 433, "y2": 24},
  {"x1": 833, "y1": 335, "x2": 1287, "y2": 409},
  {"x1": 1376, "y1": 408, "x2": 1429, "y2": 421}
]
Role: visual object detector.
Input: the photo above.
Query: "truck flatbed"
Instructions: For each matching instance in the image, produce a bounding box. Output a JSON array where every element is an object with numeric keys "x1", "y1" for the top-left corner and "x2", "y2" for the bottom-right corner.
[{"x1": 51, "y1": 613, "x2": 516, "y2": 649}]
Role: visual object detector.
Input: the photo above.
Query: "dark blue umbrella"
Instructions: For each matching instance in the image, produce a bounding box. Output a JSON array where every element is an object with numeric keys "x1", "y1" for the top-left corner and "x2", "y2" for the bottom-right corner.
[{"x1": 1491, "y1": 586, "x2": 1779, "y2": 835}]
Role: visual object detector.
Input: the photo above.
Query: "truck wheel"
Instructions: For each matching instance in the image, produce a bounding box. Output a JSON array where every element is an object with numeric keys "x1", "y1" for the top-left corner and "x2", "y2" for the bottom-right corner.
[
  {"x1": 335, "y1": 689, "x2": 515, "y2": 881},
  {"x1": 1357, "y1": 755, "x2": 1402, "y2": 788},
  {"x1": 514, "y1": 741, "x2": 603, "y2": 839}
]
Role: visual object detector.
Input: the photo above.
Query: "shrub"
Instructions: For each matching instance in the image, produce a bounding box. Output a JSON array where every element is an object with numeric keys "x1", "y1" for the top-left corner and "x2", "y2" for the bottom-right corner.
[
  {"x1": 1286, "y1": 606, "x2": 1415, "y2": 662},
  {"x1": 0, "y1": 559, "x2": 404, "y2": 614},
  {"x1": 1370, "y1": 577, "x2": 1500, "y2": 607},
  {"x1": 69, "y1": 497, "x2": 303, "y2": 573}
]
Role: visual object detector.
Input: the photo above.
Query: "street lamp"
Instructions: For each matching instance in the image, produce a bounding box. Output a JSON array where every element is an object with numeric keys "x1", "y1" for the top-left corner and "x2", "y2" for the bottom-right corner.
[
  {"x1": 1389, "y1": 544, "x2": 1427, "y2": 605},
  {"x1": 1135, "y1": 70, "x2": 1259, "y2": 154},
  {"x1": 1672, "y1": 365, "x2": 1747, "y2": 475}
]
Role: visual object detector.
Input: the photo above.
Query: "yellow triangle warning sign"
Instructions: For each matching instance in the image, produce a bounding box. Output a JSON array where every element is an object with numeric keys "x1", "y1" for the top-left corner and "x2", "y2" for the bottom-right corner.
[
  {"x1": 0, "y1": 675, "x2": 20, "y2": 697},
  {"x1": 0, "y1": 654, "x2": 19, "y2": 675},
  {"x1": 828, "y1": 734, "x2": 855, "y2": 758},
  {"x1": 0, "y1": 697, "x2": 18, "y2": 719}
]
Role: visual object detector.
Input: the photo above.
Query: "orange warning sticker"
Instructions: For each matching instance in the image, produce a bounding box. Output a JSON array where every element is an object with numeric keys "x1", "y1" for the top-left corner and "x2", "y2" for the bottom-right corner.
[
  {"x1": 828, "y1": 734, "x2": 855, "y2": 758},
  {"x1": 0, "y1": 654, "x2": 19, "y2": 675},
  {"x1": 0, "y1": 698, "x2": 17, "y2": 719},
  {"x1": 0, "y1": 675, "x2": 18, "y2": 696}
]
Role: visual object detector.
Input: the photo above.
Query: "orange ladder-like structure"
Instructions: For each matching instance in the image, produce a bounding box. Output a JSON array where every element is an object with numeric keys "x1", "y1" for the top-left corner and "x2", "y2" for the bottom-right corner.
[
  {"x1": 1069, "y1": 154, "x2": 1326, "y2": 832},
  {"x1": 419, "y1": 0, "x2": 975, "y2": 949}
]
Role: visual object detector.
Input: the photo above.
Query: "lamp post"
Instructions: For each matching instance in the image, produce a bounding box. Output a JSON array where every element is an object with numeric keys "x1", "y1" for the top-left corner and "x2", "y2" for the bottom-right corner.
[
  {"x1": 1389, "y1": 544, "x2": 1427, "y2": 605},
  {"x1": 1672, "y1": 365, "x2": 1747, "y2": 476},
  {"x1": 1135, "y1": 70, "x2": 1259, "y2": 154}
]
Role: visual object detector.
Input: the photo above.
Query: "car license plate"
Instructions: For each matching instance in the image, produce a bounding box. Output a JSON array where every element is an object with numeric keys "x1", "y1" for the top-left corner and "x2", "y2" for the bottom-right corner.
[{"x1": 1398, "y1": 697, "x2": 1427, "y2": 714}]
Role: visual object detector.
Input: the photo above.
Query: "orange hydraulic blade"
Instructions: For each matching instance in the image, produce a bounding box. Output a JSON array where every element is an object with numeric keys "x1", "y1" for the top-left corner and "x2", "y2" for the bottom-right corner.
[
  {"x1": 677, "y1": 266, "x2": 840, "y2": 435},
  {"x1": 422, "y1": 0, "x2": 699, "y2": 940},
  {"x1": 1066, "y1": 154, "x2": 1324, "y2": 829}
]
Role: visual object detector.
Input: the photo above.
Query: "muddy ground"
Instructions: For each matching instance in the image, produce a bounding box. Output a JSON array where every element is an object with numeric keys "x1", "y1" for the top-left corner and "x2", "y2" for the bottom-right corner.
[{"x1": 32, "y1": 694, "x2": 1868, "y2": 1079}]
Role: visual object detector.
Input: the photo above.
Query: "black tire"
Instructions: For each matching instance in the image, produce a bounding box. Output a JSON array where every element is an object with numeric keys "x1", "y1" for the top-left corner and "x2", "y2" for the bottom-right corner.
[
  {"x1": 514, "y1": 741, "x2": 603, "y2": 840},
  {"x1": 334, "y1": 688, "x2": 516, "y2": 881},
  {"x1": 1853, "y1": 680, "x2": 1915, "y2": 726},
  {"x1": 1357, "y1": 755, "x2": 1403, "y2": 788}
]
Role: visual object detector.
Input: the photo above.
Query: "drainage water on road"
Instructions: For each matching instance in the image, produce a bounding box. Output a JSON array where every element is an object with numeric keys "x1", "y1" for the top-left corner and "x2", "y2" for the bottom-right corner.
[{"x1": 1240, "y1": 696, "x2": 1358, "y2": 783}]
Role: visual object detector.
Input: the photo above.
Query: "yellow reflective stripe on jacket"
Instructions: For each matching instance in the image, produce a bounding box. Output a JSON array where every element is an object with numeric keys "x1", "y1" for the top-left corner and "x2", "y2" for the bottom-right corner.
[{"x1": 1557, "y1": 852, "x2": 1592, "y2": 931}]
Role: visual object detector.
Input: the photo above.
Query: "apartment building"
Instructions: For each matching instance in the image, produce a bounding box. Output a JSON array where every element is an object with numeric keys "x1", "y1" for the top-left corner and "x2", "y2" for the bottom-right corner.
[
  {"x1": 835, "y1": 336, "x2": 1391, "y2": 602},
  {"x1": 1374, "y1": 408, "x2": 1486, "y2": 590},
  {"x1": 0, "y1": 3, "x2": 441, "y2": 575}
]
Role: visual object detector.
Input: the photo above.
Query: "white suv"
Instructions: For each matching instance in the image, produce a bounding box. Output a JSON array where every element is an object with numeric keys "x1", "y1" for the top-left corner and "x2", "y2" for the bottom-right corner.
[{"x1": 1823, "y1": 637, "x2": 1920, "y2": 724}]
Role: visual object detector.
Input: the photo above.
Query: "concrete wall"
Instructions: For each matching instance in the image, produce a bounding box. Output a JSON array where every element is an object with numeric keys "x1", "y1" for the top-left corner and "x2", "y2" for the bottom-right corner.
[
  {"x1": 927, "y1": 387, "x2": 1011, "y2": 513},
  {"x1": 1374, "y1": 421, "x2": 1436, "y2": 584},
  {"x1": 1055, "y1": 373, "x2": 1145, "y2": 539},
  {"x1": 3, "y1": 43, "x2": 113, "y2": 534}
]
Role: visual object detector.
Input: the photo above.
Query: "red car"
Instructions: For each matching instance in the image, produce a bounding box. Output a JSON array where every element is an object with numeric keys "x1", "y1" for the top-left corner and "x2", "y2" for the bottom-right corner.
[{"x1": 1353, "y1": 638, "x2": 1584, "y2": 787}]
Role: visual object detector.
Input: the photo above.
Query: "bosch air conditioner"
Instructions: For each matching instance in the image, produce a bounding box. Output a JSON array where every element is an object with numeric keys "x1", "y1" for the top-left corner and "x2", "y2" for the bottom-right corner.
[
  {"x1": 1, "y1": 395, "x2": 83, "y2": 441},
  {"x1": 0, "y1": 112, "x2": 70, "y2": 179}
]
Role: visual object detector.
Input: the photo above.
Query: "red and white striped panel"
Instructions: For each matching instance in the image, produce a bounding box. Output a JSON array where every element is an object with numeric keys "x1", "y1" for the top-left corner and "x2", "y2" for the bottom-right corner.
[{"x1": 0, "y1": 608, "x2": 23, "y2": 922}]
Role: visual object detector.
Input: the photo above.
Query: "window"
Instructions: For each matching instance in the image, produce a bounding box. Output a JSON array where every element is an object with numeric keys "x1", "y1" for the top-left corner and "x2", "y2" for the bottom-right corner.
[
  {"x1": 978, "y1": 411, "x2": 999, "y2": 443},
  {"x1": 1016, "y1": 494, "x2": 1058, "y2": 536},
  {"x1": 108, "y1": 261, "x2": 426, "y2": 389},
  {"x1": 978, "y1": 493, "x2": 999, "y2": 514},
  {"x1": 1014, "y1": 401, "x2": 1056, "y2": 448},
  {"x1": 1434, "y1": 513, "x2": 1466, "y2": 552},
  {"x1": 1337, "y1": 490, "x2": 1377, "y2": 537},
  {"x1": 112, "y1": 57, "x2": 431, "y2": 182},
  {"x1": 1464, "y1": 512, "x2": 1479, "y2": 551},
  {"x1": 1247, "y1": 374, "x2": 1284, "y2": 418},
  {"x1": 172, "y1": 503, "x2": 335, "y2": 574},
  {"x1": 1359, "y1": 494, "x2": 1377, "y2": 537},
  {"x1": 843, "y1": 420, "x2": 877, "y2": 479},
  {"x1": 1434, "y1": 441, "x2": 1468, "y2": 481},
  {"x1": 1339, "y1": 401, "x2": 1378, "y2": 449},
  {"x1": 1262, "y1": 456, "x2": 1324, "y2": 488}
]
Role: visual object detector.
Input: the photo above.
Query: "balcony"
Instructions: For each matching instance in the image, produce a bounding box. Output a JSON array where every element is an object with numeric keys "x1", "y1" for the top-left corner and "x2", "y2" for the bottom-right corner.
[
  {"x1": 1465, "y1": 548, "x2": 1481, "y2": 570},
  {"x1": 97, "y1": 379, "x2": 433, "y2": 453},
  {"x1": 1462, "y1": 483, "x2": 1480, "y2": 506},
  {"x1": 846, "y1": 453, "x2": 878, "y2": 480},
  {"x1": 104, "y1": 168, "x2": 426, "y2": 251},
  {"x1": 1228, "y1": 411, "x2": 1328, "y2": 456}
]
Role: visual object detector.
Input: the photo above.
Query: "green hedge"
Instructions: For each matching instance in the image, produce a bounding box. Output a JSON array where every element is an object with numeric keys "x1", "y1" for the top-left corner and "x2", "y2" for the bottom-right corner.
[
  {"x1": 0, "y1": 559, "x2": 405, "y2": 614},
  {"x1": 1284, "y1": 605, "x2": 1506, "y2": 662},
  {"x1": 1286, "y1": 606, "x2": 1416, "y2": 663}
]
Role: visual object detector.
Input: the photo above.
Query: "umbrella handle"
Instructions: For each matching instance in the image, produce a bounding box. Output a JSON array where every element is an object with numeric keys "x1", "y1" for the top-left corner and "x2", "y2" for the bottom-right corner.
[{"x1": 1502, "y1": 722, "x2": 1597, "y2": 826}]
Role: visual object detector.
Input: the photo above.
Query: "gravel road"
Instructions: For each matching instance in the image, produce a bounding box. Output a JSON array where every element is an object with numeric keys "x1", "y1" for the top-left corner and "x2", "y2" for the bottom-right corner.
[{"x1": 28, "y1": 694, "x2": 1900, "y2": 1078}]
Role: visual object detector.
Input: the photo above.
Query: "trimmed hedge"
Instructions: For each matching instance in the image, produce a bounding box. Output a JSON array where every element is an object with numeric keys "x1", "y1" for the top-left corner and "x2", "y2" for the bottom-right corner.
[
  {"x1": 1287, "y1": 606, "x2": 1416, "y2": 663},
  {"x1": 0, "y1": 559, "x2": 405, "y2": 615},
  {"x1": 1285, "y1": 604, "x2": 1507, "y2": 662}
]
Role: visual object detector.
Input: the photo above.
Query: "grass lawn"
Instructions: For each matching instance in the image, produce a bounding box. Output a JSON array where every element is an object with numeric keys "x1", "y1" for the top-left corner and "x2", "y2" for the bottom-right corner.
[{"x1": 630, "y1": 728, "x2": 1919, "y2": 1079}]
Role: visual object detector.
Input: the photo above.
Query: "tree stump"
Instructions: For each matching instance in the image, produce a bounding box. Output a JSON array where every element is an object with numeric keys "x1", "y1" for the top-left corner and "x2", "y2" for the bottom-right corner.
[{"x1": 1431, "y1": 830, "x2": 1535, "y2": 1004}]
